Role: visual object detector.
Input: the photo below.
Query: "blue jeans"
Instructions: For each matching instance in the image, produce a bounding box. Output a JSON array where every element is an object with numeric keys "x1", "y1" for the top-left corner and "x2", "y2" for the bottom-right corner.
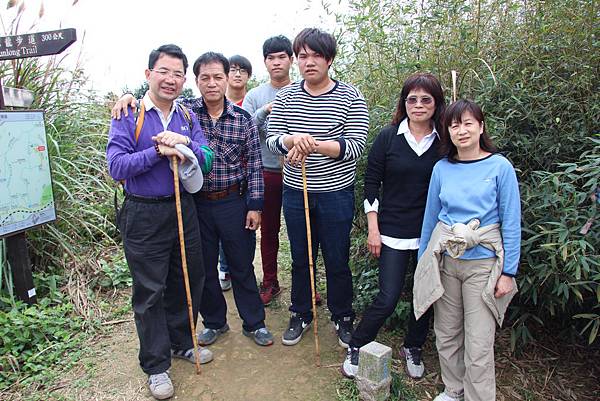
[
  {"x1": 350, "y1": 246, "x2": 432, "y2": 349},
  {"x1": 283, "y1": 185, "x2": 355, "y2": 322}
]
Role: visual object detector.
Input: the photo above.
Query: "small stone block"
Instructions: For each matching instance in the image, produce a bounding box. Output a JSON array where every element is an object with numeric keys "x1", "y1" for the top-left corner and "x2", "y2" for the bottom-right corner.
[
  {"x1": 357, "y1": 341, "x2": 392, "y2": 382},
  {"x1": 356, "y1": 376, "x2": 392, "y2": 401}
]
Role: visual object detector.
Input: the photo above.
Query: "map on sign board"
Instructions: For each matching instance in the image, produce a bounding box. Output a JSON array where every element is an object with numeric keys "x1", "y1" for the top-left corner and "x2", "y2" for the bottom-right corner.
[{"x1": 0, "y1": 110, "x2": 56, "y2": 237}]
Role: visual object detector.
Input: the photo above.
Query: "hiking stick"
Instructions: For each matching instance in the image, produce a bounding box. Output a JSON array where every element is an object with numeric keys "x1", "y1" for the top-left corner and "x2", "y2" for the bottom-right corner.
[
  {"x1": 451, "y1": 70, "x2": 458, "y2": 102},
  {"x1": 301, "y1": 159, "x2": 321, "y2": 367},
  {"x1": 172, "y1": 155, "x2": 201, "y2": 375}
]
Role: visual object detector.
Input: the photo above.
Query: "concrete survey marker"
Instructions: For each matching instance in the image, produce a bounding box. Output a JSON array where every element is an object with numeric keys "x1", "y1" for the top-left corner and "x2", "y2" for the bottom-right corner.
[{"x1": 356, "y1": 341, "x2": 393, "y2": 401}]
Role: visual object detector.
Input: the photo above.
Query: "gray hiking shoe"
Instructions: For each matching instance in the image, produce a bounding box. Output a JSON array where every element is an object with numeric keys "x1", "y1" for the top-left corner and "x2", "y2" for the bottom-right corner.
[
  {"x1": 242, "y1": 327, "x2": 274, "y2": 346},
  {"x1": 401, "y1": 346, "x2": 425, "y2": 379},
  {"x1": 171, "y1": 347, "x2": 214, "y2": 364},
  {"x1": 197, "y1": 323, "x2": 229, "y2": 345},
  {"x1": 148, "y1": 371, "x2": 174, "y2": 400}
]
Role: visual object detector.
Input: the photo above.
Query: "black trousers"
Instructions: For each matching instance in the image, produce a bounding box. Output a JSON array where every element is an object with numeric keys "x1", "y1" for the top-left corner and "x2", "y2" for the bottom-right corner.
[
  {"x1": 194, "y1": 192, "x2": 265, "y2": 332},
  {"x1": 350, "y1": 246, "x2": 432, "y2": 349},
  {"x1": 119, "y1": 193, "x2": 205, "y2": 375}
]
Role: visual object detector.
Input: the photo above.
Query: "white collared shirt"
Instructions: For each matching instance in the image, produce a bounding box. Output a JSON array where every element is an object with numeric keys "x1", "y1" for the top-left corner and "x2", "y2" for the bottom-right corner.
[
  {"x1": 143, "y1": 92, "x2": 176, "y2": 130},
  {"x1": 363, "y1": 118, "x2": 438, "y2": 250},
  {"x1": 397, "y1": 117, "x2": 438, "y2": 156}
]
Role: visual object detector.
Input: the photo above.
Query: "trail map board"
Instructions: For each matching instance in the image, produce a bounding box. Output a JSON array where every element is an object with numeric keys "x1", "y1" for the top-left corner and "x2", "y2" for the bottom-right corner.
[{"x1": 0, "y1": 110, "x2": 55, "y2": 237}]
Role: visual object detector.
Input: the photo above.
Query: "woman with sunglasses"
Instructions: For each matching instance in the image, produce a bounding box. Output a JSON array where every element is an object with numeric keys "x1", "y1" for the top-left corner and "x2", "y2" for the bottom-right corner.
[
  {"x1": 415, "y1": 99, "x2": 520, "y2": 401},
  {"x1": 341, "y1": 73, "x2": 445, "y2": 379}
]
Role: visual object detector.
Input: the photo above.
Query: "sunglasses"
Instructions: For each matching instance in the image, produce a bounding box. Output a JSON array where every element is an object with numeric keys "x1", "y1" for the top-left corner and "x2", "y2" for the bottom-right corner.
[{"x1": 405, "y1": 96, "x2": 434, "y2": 105}]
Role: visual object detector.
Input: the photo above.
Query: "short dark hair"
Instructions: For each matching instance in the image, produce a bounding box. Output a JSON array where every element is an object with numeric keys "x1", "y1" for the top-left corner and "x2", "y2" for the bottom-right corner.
[
  {"x1": 391, "y1": 73, "x2": 446, "y2": 133},
  {"x1": 148, "y1": 44, "x2": 188, "y2": 71},
  {"x1": 193, "y1": 52, "x2": 229, "y2": 78},
  {"x1": 263, "y1": 35, "x2": 293, "y2": 58},
  {"x1": 440, "y1": 99, "x2": 498, "y2": 162},
  {"x1": 292, "y1": 28, "x2": 337, "y2": 61},
  {"x1": 229, "y1": 54, "x2": 252, "y2": 77}
]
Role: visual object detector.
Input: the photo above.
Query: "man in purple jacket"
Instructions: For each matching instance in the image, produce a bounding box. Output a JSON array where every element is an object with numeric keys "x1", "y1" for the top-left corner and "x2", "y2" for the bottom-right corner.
[{"x1": 106, "y1": 44, "x2": 214, "y2": 400}]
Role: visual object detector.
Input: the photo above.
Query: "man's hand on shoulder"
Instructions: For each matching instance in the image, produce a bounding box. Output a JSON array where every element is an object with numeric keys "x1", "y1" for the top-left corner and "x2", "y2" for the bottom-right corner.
[{"x1": 111, "y1": 94, "x2": 137, "y2": 120}]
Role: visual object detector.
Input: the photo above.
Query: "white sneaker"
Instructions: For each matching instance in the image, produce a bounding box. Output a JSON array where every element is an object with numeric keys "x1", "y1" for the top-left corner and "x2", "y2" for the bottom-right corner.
[
  {"x1": 219, "y1": 271, "x2": 232, "y2": 291},
  {"x1": 171, "y1": 347, "x2": 214, "y2": 364},
  {"x1": 401, "y1": 346, "x2": 425, "y2": 379},
  {"x1": 341, "y1": 346, "x2": 359, "y2": 378},
  {"x1": 433, "y1": 391, "x2": 463, "y2": 401},
  {"x1": 148, "y1": 371, "x2": 174, "y2": 400}
]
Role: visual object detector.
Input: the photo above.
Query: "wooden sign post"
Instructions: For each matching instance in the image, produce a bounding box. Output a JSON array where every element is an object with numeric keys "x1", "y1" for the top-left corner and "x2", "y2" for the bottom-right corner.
[
  {"x1": 0, "y1": 28, "x2": 76, "y2": 305},
  {"x1": 0, "y1": 28, "x2": 76, "y2": 61}
]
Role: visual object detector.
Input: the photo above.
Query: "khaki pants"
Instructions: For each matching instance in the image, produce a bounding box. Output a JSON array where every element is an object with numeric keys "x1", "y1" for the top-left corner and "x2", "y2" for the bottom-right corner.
[{"x1": 434, "y1": 256, "x2": 497, "y2": 401}]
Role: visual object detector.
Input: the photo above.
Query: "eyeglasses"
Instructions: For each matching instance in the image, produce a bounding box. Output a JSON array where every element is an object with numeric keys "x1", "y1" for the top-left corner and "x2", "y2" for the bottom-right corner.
[
  {"x1": 150, "y1": 68, "x2": 186, "y2": 80},
  {"x1": 229, "y1": 67, "x2": 248, "y2": 75},
  {"x1": 405, "y1": 96, "x2": 434, "y2": 105}
]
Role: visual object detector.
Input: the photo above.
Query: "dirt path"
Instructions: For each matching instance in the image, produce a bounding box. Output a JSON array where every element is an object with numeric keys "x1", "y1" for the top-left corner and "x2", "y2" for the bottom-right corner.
[
  {"x1": 45, "y1": 229, "x2": 600, "y2": 401},
  {"x1": 57, "y1": 240, "x2": 347, "y2": 401}
]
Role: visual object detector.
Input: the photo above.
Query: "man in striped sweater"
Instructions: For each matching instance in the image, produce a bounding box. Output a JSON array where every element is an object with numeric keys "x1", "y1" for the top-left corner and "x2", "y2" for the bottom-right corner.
[{"x1": 266, "y1": 28, "x2": 369, "y2": 347}]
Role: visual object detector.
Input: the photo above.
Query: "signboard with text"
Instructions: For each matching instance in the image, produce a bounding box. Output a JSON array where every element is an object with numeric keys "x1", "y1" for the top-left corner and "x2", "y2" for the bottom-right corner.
[
  {"x1": 0, "y1": 110, "x2": 56, "y2": 238},
  {"x1": 0, "y1": 28, "x2": 76, "y2": 61}
]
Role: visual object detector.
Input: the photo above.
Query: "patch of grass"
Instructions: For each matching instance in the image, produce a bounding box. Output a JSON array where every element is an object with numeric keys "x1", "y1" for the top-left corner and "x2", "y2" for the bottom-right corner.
[
  {"x1": 0, "y1": 297, "x2": 87, "y2": 391},
  {"x1": 335, "y1": 377, "x2": 360, "y2": 401},
  {"x1": 96, "y1": 256, "x2": 132, "y2": 289},
  {"x1": 335, "y1": 370, "x2": 418, "y2": 401}
]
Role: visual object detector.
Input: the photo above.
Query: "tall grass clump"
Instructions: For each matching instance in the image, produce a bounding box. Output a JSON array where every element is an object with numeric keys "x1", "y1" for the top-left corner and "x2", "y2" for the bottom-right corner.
[
  {"x1": 328, "y1": 0, "x2": 599, "y2": 347},
  {"x1": 1, "y1": 1, "x2": 122, "y2": 393},
  {"x1": 1, "y1": 1, "x2": 118, "y2": 313}
]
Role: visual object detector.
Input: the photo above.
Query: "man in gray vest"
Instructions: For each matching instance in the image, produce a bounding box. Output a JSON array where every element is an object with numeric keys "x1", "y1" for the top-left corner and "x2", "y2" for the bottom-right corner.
[{"x1": 242, "y1": 35, "x2": 293, "y2": 305}]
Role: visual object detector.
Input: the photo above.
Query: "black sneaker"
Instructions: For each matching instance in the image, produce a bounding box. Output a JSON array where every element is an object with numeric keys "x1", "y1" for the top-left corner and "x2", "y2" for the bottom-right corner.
[
  {"x1": 282, "y1": 312, "x2": 311, "y2": 346},
  {"x1": 334, "y1": 316, "x2": 354, "y2": 348},
  {"x1": 341, "y1": 346, "x2": 359, "y2": 378}
]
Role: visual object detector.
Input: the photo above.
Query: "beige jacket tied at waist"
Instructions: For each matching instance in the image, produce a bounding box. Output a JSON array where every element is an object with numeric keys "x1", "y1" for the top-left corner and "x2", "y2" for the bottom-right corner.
[{"x1": 413, "y1": 219, "x2": 518, "y2": 327}]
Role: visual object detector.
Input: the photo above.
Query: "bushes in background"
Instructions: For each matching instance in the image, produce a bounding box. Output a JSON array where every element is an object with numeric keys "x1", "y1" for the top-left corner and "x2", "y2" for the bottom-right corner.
[{"x1": 329, "y1": 0, "x2": 599, "y2": 346}]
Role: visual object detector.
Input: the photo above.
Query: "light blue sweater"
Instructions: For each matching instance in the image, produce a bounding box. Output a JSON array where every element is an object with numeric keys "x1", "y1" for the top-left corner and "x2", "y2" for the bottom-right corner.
[
  {"x1": 242, "y1": 82, "x2": 283, "y2": 172},
  {"x1": 418, "y1": 153, "x2": 521, "y2": 276}
]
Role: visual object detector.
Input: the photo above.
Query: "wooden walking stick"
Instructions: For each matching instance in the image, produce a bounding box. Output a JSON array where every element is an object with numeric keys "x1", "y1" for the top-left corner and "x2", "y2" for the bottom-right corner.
[
  {"x1": 172, "y1": 155, "x2": 201, "y2": 375},
  {"x1": 451, "y1": 70, "x2": 458, "y2": 102},
  {"x1": 301, "y1": 160, "x2": 321, "y2": 367}
]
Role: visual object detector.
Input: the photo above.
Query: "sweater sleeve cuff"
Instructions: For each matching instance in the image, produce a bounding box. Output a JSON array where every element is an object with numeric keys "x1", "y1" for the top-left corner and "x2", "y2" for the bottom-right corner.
[
  {"x1": 363, "y1": 198, "x2": 379, "y2": 214},
  {"x1": 334, "y1": 138, "x2": 347, "y2": 161},
  {"x1": 277, "y1": 135, "x2": 289, "y2": 155},
  {"x1": 247, "y1": 198, "x2": 264, "y2": 211},
  {"x1": 501, "y1": 271, "x2": 516, "y2": 278}
]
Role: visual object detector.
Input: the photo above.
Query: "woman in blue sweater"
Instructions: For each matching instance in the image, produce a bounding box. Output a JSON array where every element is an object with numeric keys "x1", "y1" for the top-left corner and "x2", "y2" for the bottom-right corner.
[
  {"x1": 418, "y1": 100, "x2": 521, "y2": 401},
  {"x1": 341, "y1": 73, "x2": 445, "y2": 379}
]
